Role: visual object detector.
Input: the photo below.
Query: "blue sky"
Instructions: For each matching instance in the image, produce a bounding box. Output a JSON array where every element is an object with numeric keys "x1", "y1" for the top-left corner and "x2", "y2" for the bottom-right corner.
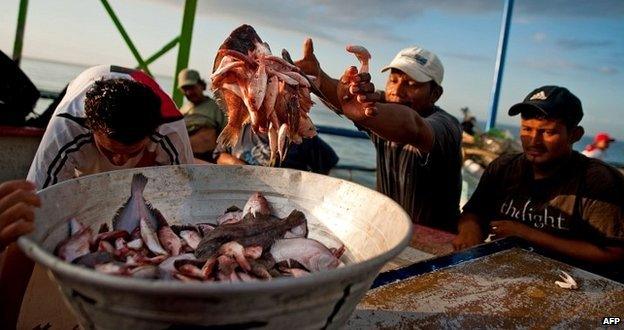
[{"x1": 1, "y1": 0, "x2": 622, "y2": 138}]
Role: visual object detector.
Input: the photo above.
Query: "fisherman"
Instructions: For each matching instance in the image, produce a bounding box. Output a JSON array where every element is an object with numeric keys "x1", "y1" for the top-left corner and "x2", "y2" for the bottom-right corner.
[
  {"x1": 582, "y1": 131, "x2": 615, "y2": 161},
  {"x1": 4, "y1": 65, "x2": 194, "y2": 328},
  {"x1": 452, "y1": 86, "x2": 624, "y2": 281},
  {"x1": 214, "y1": 122, "x2": 339, "y2": 175},
  {"x1": 178, "y1": 69, "x2": 227, "y2": 162},
  {"x1": 295, "y1": 39, "x2": 462, "y2": 232},
  {"x1": 27, "y1": 65, "x2": 194, "y2": 190}
]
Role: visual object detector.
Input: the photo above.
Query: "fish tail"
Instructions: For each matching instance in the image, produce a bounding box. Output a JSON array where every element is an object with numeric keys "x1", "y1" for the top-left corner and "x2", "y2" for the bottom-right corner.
[
  {"x1": 131, "y1": 173, "x2": 148, "y2": 195},
  {"x1": 217, "y1": 126, "x2": 240, "y2": 149}
]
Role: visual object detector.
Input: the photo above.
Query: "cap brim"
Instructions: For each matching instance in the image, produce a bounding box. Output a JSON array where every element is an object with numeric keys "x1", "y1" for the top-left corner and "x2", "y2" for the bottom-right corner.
[
  {"x1": 508, "y1": 102, "x2": 549, "y2": 117},
  {"x1": 381, "y1": 62, "x2": 433, "y2": 84},
  {"x1": 178, "y1": 79, "x2": 197, "y2": 88}
]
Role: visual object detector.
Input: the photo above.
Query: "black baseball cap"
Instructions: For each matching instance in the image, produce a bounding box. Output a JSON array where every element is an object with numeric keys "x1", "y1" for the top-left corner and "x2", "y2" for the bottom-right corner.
[{"x1": 508, "y1": 86, "x2": 583, "y2": 126}]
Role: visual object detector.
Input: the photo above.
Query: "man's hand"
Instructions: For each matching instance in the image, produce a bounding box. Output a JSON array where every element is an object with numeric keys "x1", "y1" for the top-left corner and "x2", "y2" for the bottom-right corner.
[
  {"x1": 452, "y1": 214, "x2": 485, "y2": 251},
  {"x1": 0, "y1": 180, "x2": 41, "y2": 251},
  {"x1": 338, "y1": 67, "x2": 382, "y2": 121},
  {"x1": 294, "y1": 38, "x2": 322, "y2": 84},
  {"x1": 452, "y1": 226, "x2": 484, "y2": 251},
  {"x1": 490, "y1": 220, "x2": 531, "y2": 239}
]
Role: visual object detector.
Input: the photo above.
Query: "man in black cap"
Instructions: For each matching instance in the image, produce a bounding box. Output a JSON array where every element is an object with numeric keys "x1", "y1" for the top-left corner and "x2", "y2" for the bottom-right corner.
[{"x1": 452, "y1": 86, "x2": 624, "y2": 280}]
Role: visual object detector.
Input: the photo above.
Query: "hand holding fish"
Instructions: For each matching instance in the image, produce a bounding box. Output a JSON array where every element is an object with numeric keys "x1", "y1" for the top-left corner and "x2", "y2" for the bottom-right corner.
[
  {"x1": 0, "y1": 180, "x2": 41, "y2": 251},
  {"x1": 338, "y1": 66, "x2": 382, "y2": 120}
]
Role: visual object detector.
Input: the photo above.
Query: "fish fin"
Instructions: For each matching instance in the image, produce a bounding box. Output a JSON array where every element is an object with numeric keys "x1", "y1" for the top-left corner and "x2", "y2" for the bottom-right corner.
[
  {"x1": 111, "y1": 198, "x2": 132, "y2": 231},
  {"x1": 225, "y1": 205, "x2": 242, "y2": 213},
  {"x1": 131, "y1": 173, "x2": 148, "y2": 195},
  {"x1": 216, "y1": 126, "x2": 240, "y2": 149},
  {"x1": 146, "y1": 202, "x2": 168, "y2": 229}
]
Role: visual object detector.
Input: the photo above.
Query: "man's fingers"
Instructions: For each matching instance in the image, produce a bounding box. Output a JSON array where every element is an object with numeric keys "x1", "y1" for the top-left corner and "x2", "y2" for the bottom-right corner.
[
  {"x1": 0, "y1": 189, "x2": 41, "y2": 214},
  {"x1": 349, "y1": 82, "x2": 375, "y2": 94},
  {"x1": 0, "y1": 219, "x2": 35, "y2": 248},
  {"x1": 303, "y1": 38, "x2": 314, "y2": 59},
  {"x1": 0, "y1": 180, "x2": 36, "y2": 199},
  {"x1": 356, "y1": 93, "x2": 383, "y2": 103},
  {"x1": 353, "y1": 72, "x2": 371, "y2": 83},
  {"x1": 0, "y1": 202, "x2": 36, "y2": 230}
]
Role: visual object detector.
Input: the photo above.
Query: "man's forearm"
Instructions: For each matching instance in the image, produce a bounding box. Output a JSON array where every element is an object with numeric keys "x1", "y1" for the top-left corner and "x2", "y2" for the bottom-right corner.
[
  {"x1": 318, "y1": 71, "x2": 341, "y2": 109},
  {"x1": 521, "y1": 227, "x2": 624, "y2": 264},
  {"x1": 216, "y1": 153, "x2": 246, "y2": 165},
  {"x1": 352, "y1": 103, "x2": 434, "y2": 151}
]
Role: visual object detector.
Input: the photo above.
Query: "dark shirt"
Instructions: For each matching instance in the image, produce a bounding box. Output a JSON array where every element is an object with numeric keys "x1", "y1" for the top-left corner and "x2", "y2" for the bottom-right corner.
[
  {"x1": 369, "y1": 106, "x2": 463, "y2": 232},
  {"x1": 463, "y1": 152, "x2": 624, "y2": 279},
  {"x1": 214, "y1": 124, "x2": 338, "y2": 174}
]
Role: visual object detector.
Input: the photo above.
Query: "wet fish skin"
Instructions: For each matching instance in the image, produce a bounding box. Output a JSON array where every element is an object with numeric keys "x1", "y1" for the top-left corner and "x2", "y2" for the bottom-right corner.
[
  {"x1": 195, "y1": 210, "x2": 306, "y2": 260},
  {"x1": 140, "y1": 218, "x2": 168, "y2": 256},
  {"x1": 158, "y1": 225, "x2": 182, "y2": 256},
  {"x1": 112, "y1": 174, "x2": 159, "y2": 233},
  {"x1": 180, "y1": 230, "x2": 202, "y2": 250},
  {"x1": 72, "y1": 251, "x2": 114, "y2": 268},
  {"x1": 218, "y1": 241, "x2": 251, "y2": 272},
  {"x1": 243, "y1": 192, "x2": 271, "y2": 218},
  {"x1": 270, "y1": 238, "x2": 342, "y2": 272},
  {"x1": 57, "y1": 226, "x2": 93, "y2": 263},
  {"x1": 217, "y1": 211, "x2": 243, "y2": 226}
]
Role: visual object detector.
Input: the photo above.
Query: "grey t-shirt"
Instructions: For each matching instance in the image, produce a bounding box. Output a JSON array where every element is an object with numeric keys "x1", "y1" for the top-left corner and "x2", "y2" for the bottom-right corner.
[{"x1": 370, "y1": 106, "x2": 462, "y2": 232}]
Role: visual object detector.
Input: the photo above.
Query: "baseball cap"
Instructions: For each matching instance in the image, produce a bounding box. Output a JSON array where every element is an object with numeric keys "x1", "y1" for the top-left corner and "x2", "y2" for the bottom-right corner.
[
  {"x1": 177, "y1": 69, "x2": 201, "y2": 88},
  {"x1": 381, "y1": 46, "x2": 444, "y2": 85},
  {"x1": 508, "y1": 85, "x2": 583, "y2": 126},
  {"x1": 594, "y1": 132, "x2": 615, "y2": 143}
]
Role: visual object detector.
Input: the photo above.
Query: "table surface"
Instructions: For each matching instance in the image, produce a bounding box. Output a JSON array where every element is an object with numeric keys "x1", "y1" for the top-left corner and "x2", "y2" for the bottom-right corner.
[{"x1": 349, "y1": 248, "x2": 624, "y2": 328}]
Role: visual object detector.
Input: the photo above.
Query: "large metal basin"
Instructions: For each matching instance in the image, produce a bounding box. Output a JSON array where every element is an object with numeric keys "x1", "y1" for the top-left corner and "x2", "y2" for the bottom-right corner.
[{"x1": 18, "y1": 165, "x2": 412, "y2": 329}]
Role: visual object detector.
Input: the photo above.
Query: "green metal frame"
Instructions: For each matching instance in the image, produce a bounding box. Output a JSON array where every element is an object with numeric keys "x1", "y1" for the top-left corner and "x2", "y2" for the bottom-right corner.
[
  {"x1": 172, "y1": 0, "x2": 197, "y2": 106},
  {"x1": 12, "y1": 0, "x2": 198, "y2": 106},
  {"x1": 12, "y1": 0, "x2": 29, "y2": 66},
  {"x1": 99, "y1": 0, "x2": 197, "y2": 106}
]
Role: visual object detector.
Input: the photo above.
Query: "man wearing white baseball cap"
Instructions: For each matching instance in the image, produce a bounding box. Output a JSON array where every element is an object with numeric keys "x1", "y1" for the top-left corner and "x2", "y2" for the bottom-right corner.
[{"x1": 295, "y1": 40, "x2": 462, "y2": 232}]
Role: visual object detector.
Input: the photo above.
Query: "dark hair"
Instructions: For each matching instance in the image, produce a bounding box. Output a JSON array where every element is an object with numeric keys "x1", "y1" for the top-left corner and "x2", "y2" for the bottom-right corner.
[{"x1": 85, "y1": 78, "x2": 162, "y2": 144}]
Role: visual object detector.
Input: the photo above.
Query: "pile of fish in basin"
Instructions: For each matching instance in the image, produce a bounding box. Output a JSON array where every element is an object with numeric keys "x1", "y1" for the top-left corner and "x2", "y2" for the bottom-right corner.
[{"x1": 18, "y1": 165, "x2": 412, "y2": 329}]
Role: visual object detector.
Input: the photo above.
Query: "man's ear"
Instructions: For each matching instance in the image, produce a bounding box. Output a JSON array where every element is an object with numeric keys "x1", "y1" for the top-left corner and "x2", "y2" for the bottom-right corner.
[
  {"x1": 430, "y1": 83, "x2": 443, "y2": 103},
  {"x1": 570, "y1": 125, "x2": 584, "y2": 143}
]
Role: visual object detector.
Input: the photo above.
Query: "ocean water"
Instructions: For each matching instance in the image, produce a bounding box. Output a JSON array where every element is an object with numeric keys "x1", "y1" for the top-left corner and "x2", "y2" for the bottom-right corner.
[{"x1": 18, "y1": 58, "x2": 624, "y2": 190}]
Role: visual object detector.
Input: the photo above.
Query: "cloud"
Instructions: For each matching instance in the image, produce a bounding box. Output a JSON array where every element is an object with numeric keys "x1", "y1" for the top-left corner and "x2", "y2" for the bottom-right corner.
[
  {"x1": 520, "y1": 58, "x2": 619, "y2": 76},
  {"x1": 146, "y1": 0, "x2": 623, "y2": 45},
  {"x1": 556, "y1": 38, "x2": 613, "y2": 49},
  {"x1": 598, "y1": 66, "x2": 619, "y2": 74},
  {"x1": 532, "y1": 32, "x2": 547, "y2": 43}
]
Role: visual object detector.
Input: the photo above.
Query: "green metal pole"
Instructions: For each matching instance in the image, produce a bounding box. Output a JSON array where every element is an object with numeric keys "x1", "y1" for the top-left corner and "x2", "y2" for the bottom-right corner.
[
  {"x1": 100, "y1": 0, "x2": 152, "y2": 76},
  {"x1": 172, "y1": 0, "x2": 197, "y2": 107},
  {"x1": 12, "y1": 0, "x2": 29, "y2": 66},
  {"x1": 141, "y1": 36, "x2": 180, "y2": 67}
]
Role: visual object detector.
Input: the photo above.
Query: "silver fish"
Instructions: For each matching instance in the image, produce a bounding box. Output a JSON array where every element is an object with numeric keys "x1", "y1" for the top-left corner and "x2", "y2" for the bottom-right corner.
[
  {"x1": 158, "y1": 225, "x2": 182, "y2": 256},
  {"x1": 270, "y1": 238, "x2": 342, "y2": 272},
  {"x1": 112, "y1": 173, "x2": 160, "y2": 233},
  {"x1": 57, "y1": 224, "x2": 93, "y2": 262},
  {"x1": 140, "y1": 217, "x2": 168, "y2": 255},
  {"x1": 180, "y1": 230, "x2": 201, "y2": 250},
  {"x1": 243, "y1": 192, "x2": 271, "y2": 218}
]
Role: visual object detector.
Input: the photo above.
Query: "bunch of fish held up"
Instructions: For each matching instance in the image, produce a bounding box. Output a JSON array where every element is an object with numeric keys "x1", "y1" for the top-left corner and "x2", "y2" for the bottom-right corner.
[
  {"x1": 55, "y1": 173, "x2": 345, "y2": 283},
  {"x1": 211, "y1": 25, "x2": 372, "y2": 163}
]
